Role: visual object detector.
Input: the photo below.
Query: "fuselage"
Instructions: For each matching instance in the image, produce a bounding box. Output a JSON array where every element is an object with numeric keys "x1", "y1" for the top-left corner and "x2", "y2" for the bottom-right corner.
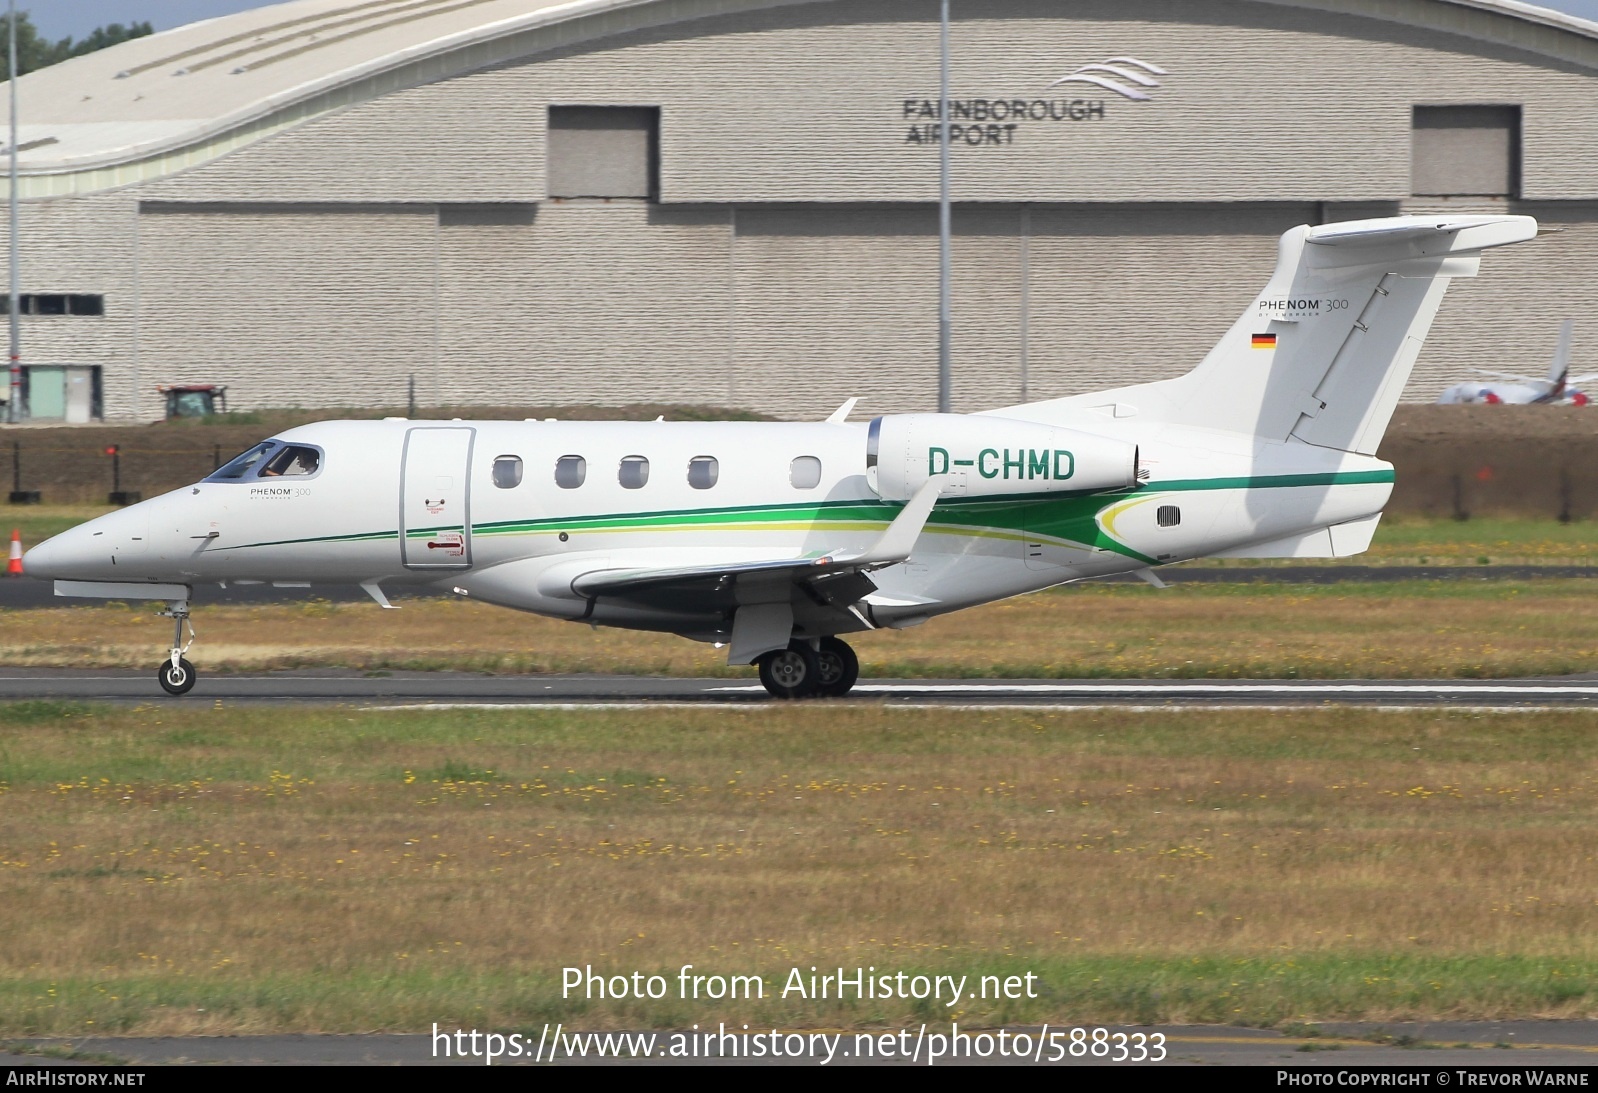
[{"x1": 24, "y1": 416, "x2": 1393, "y2": 639}]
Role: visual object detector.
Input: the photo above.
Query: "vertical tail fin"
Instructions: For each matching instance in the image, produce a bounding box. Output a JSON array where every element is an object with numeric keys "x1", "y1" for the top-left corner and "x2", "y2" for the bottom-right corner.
[
  {"x1": 1170, "y1": 215, "x2": 1538, "y2": 453},
  {"x1": 1545, "y1": 318, "x2": 1575, "y2": 392}
]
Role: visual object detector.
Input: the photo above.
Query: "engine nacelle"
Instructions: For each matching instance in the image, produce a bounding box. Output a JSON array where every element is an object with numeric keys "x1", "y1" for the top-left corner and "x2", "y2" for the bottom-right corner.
[{"x1": 866, "y1": 413, "x2": 1139, "y2": 501}]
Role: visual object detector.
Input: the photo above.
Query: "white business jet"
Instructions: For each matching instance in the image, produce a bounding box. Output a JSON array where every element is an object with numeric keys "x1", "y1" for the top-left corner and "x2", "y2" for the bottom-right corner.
[
  {"x1": 1437, "y1": 318, "x2": 1593, "y2": 405},
  {"x1": 25, "y1": 214, "x2": 1538, "y2": 699}
]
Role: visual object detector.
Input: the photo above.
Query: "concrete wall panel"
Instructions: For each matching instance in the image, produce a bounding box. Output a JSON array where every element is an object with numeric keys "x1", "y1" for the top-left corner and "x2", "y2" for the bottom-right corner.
[
  {"x1": 135, "y1": 204, "x2": 438, "y2": 410},
  {"x1": 0, "y1": 193, "x2": 142, "y2": 420},
  {"x1": 436, "y1": 201, "x2": 733, "y2": 406}
]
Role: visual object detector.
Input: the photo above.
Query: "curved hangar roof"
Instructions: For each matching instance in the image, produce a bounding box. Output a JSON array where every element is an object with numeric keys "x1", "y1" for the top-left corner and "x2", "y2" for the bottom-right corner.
[{"x1": 9, "y1": 0, "x2": 1598, "y2": 197}]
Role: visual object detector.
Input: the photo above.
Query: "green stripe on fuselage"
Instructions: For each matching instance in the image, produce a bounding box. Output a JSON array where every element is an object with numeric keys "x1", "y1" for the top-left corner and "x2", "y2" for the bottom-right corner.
[{"x1": 216, "y1": 469, "x2": 1393, "y2": 559}]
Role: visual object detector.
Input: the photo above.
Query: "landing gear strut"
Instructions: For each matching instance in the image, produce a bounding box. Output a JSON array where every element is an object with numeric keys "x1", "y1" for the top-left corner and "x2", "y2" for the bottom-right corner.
[
  {"x1": 156, "y1": 599, "x2": 198, "y2": 696},
  {"x1": 755, "y1": 637, "x2": 859, "y2": 700}
]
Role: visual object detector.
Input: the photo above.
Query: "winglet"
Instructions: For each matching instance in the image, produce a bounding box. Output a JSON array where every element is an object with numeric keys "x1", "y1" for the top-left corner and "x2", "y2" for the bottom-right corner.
[
  {"x1": 823, "y1": 477, "x2": 942, "y2": 568},
  {"x1": 825, "y1": 397, "x2": 859, "y2": 424}
]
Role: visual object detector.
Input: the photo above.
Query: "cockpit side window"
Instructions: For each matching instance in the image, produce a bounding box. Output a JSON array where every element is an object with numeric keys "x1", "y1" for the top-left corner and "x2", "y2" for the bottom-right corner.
[
  {"x1": 260, "y1": 445, "x2": 322, "y2": 477},
  {"x1": 208, "y1": 442, "x2": 277, "y2": 481}
]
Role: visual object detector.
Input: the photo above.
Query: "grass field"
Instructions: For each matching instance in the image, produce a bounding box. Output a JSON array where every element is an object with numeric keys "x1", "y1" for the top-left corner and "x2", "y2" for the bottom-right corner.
[
  {"x1": 0, "y1": 701, "x2": 1594, "y2": 1035},
  {"x1": 4, "y1": 578, "x2": 1598, "y2": 679}
]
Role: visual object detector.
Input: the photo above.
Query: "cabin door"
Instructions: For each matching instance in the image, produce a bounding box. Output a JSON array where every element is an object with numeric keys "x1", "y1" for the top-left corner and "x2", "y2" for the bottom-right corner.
[{"x1": 400, "y1": 427, "x2": 475, "y2": 569}]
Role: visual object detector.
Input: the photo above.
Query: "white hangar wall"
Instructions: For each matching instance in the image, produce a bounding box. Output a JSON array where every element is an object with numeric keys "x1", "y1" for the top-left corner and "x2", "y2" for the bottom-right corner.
[
  {"x1": 6, "y1": 0, "x2": 1598, "y2": 421},
  {"x1": 127, "y1": 0, "x2": 1598, "y2": 205},
  {"x1": 92, "y1": 201, "x2": 1323, "y2": 419}
]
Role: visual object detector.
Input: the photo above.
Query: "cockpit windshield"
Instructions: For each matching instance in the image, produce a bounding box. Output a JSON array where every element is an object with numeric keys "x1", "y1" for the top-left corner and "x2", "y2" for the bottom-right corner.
[
  {"x1": 208, "y1": 442, "x2": 277, "y2": 481},
  {"x1": 261, "y1": 445, "x2": 320, "y2": 477},
  {"x1": 205, "y1": 441, "x2": 324, "y2": 482}
]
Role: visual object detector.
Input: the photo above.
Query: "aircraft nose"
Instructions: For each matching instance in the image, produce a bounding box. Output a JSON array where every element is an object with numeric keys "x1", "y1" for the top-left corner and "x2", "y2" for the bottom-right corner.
[{"x1": 22, "y1": 525, "x2": 104, "y2": 580}]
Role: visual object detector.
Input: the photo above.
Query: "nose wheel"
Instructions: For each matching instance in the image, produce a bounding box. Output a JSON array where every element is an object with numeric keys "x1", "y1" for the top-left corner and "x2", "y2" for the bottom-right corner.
[
  {"x1": 156, "y1": 600, "x2": 199, "y2": 696},
  {"x1": 158, "y1": 656, "x2": 197, "y2": 696}
]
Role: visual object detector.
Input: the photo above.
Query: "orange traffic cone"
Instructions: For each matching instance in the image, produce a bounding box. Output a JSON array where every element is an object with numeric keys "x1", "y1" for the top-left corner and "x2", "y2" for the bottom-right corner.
[{"x1": 6, "y1": 529, "x2": 21, "y2": 577}]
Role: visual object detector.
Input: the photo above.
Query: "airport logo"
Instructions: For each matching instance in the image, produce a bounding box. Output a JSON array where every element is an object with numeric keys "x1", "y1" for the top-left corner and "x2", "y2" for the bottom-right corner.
[
  {"x1": 1048, "y1": 57, "x2": 1169, "y2": 102},
  {"x1": 900, "y1": 56, "x2": 1169, "y2": 146}
]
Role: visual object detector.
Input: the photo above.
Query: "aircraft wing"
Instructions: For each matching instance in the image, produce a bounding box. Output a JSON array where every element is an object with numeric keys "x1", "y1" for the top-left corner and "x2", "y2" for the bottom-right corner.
[
  {"x1": 568, "y1": 478, "x2": 944, "y2": 610},
  {"x1": 1470, "y1": 369, "x2": 1544, "y2": 384}
]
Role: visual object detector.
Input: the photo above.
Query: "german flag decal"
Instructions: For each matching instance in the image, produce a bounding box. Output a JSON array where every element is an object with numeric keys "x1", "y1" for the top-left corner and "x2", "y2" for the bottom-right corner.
[{"x1": 1251, "y1": 333, "x2": 1277, "y2": 349}]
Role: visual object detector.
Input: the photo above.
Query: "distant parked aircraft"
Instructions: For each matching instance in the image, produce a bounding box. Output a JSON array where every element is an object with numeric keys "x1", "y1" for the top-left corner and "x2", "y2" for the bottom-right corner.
[{"x1": 1437, "y1": 319, "x2": 1593, "y2": 405}]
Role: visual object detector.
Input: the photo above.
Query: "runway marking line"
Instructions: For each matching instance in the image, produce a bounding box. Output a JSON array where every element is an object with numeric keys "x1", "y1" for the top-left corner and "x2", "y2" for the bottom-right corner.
[
  {"x1": 714, "y1": 683, "x2": 1598, "y2": 695},
  {"x1": 357, "y1": 702, "x2": 1598, "y2": 713}
]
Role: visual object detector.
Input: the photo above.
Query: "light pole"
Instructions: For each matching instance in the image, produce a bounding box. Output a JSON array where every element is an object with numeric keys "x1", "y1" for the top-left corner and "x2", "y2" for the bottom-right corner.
[
  {"x1": 936, "y1": 0, "x2": 951, "y2": 413},
  {"x1": 6, "y1": 0, "x2": 19, "y2": 424}
]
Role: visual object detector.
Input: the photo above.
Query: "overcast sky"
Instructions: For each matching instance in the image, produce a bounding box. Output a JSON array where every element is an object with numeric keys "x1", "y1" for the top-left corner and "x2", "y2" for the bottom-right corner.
[{"x1": 26, "y1": 0, "x2": 1598, "y2": 41}]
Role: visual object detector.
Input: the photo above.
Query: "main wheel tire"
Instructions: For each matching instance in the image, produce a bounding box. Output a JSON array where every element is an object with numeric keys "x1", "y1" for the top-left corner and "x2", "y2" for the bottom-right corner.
[
  {"x1": 157, "y1": 657, "x2": 197, "y2": 696},
  {"x1": 757, "y1": 642, "x2": 820, "y2": 700},
  {"x1": 815, "y1": 636, "x2": 860, "y2": 698}
]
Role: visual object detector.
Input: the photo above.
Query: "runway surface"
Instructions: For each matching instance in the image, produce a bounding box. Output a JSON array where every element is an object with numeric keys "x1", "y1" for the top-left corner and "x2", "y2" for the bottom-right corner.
[
  {"x1": 4, "y1": 668, "x2": 1598, "y2": 707},
  {"x1": 7, "y1": 1022, "x2": 1598, "y2": 1066}
]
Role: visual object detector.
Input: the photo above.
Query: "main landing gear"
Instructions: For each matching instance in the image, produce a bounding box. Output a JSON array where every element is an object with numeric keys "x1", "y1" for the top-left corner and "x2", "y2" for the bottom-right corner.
[
  {"x1": 156, "y1": 599, "x2": 198, "y2": 696},
  {"x1": 756, "y1": 636, "x2": 859, "y2": 700}
]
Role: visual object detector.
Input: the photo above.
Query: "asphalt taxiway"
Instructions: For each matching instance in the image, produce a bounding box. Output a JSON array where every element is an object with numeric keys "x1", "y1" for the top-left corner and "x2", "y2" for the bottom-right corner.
[{"x1": 3, "y1": 668, "x2": 1598, "y2": 707}]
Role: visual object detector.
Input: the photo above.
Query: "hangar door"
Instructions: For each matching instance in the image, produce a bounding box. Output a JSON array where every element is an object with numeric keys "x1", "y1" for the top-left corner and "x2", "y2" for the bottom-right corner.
[{"x1": 400, "y1": 427, "x2": 475, "y2": 569}]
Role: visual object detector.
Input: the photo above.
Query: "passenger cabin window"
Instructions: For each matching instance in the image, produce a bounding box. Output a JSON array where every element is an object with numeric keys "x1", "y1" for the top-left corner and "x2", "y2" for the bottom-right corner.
[
  {"x1": 492, "y1": 455, "x2": 523, "y2": 489},
  {"x1": 619, "y1": 455, "x2": 650, "y2": 489},
  {"x1": 688, "y1": 456, "x2": 718, "y2": 489},
  {"x1": 1157, "y1": 505, "x2": 1181, "y2": 528},
  {"x1": 555, "y1": 455, "x2": 586, "y2": 489},
  {"x1": 790, "y1": 456, "x2": 822, "y2": 489},
  {"x1": 209, "y1": 442, "x2": 275, "y2": 480},
  {"x1": 261, "y1": 445, "x2": 320, "y2": 477}
]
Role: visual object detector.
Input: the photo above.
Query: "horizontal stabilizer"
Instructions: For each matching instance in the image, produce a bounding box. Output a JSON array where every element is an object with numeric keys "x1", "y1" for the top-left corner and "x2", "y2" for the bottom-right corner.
[
  {"x1": 1304, "y1": 217, "x2": 1533, "y2": 250},
  {"x1": 1471, "y1": 370, "x2": 1544, "y2": 384}
]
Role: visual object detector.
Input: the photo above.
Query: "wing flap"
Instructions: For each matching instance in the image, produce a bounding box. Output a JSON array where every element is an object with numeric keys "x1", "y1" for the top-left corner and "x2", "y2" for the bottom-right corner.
[{"x1": 570, "y1": 555, "x2": 825, "y2": 599}]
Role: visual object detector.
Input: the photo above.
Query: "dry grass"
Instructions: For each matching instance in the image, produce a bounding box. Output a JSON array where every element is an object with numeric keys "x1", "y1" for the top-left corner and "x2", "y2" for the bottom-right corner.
[
  {"x1": 1, "y1": 701, "x2": 1595, "y2": 1034},
  {"x1": 4, "y1": 579, "x2": 1598, "y2": 679},
  {"x1": 1323, "y1": 516, "x2": 1598, "y2": 566}
]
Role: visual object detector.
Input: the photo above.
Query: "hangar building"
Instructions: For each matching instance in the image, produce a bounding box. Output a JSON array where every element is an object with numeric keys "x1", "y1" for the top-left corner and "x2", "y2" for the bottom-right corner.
[{"x1": 3, "y1": 0, "x2": 1598, "y2": 422}]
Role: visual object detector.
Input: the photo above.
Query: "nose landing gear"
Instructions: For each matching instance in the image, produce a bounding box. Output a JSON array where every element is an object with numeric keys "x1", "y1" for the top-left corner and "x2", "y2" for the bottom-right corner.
[{"x1": 156, "y1": 599, "x2": 198, "y2": 696}]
